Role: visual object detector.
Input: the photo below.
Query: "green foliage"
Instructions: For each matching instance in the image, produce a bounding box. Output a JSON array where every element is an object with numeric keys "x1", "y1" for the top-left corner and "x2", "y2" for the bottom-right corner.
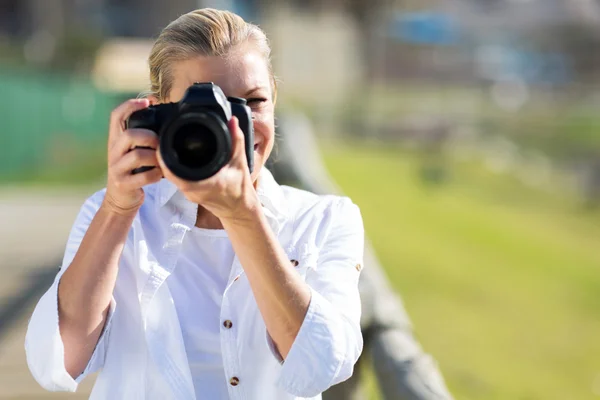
[
  {"x1": 50, "y1": 28, "x2": 105, "y2": 72},
  {"x1": 332, "y1": 83, "x2": 600, "y2": 163}
]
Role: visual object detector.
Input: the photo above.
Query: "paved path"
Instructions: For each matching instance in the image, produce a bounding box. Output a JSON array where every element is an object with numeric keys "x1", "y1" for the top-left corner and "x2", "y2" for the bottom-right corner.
[{"x1": 0, "y1": 187, "x2": 100, "y2": 399}]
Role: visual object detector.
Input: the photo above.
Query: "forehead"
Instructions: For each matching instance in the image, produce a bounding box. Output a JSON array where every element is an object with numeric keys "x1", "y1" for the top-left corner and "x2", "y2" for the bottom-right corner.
[{"x1": 170, "y1": 47, "x2": 270, "y2": 100}]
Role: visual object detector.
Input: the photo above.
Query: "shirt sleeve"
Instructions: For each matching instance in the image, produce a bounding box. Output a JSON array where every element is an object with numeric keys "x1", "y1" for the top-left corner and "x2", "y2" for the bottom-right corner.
[
  {"x1": 275, "y1": 196, "x2": 365, "y2": 397},
  {"x1": 24, "y1": 189, "x2": 116, "y2": 392}
]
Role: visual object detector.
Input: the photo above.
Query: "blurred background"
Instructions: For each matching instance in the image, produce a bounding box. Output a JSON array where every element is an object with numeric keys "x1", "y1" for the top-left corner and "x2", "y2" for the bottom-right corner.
[{"x1": 1, "y1": 0, "x2": 600, "y2": 399}]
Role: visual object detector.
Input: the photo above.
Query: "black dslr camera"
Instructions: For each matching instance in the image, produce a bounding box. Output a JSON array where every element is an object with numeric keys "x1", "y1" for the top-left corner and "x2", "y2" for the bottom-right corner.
[{"x1": 127, "y1": 82, "x2": 254, "y2": 181}]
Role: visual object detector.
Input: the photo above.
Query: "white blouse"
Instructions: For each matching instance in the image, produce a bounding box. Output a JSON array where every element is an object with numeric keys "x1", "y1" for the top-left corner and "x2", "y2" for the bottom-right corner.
[{"x1": 25, "y1": 168, "x2": 365, "y2": 400}]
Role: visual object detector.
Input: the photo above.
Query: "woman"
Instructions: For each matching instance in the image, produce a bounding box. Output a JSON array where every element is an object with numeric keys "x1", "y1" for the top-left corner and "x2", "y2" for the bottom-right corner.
[{"x1": 25, "y1": 8, "x2": 364, "y2": 400}]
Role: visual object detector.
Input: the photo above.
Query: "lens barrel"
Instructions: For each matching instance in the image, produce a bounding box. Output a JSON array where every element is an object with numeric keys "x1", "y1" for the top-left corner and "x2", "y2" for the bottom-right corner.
[{"x1": 160, "y1": 111, "x2": 232, "y2": 181}]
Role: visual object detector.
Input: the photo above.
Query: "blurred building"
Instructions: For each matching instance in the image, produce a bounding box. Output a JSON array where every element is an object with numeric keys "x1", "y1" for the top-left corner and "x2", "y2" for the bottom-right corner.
[{"x1": 383, "y1": 0, "x2": 600, "y2": 86}]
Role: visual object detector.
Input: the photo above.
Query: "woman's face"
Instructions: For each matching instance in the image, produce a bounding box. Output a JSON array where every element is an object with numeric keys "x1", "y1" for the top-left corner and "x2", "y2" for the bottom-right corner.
[{"x1": 165, "y1": 43, "x2": 275, "y2": 184}]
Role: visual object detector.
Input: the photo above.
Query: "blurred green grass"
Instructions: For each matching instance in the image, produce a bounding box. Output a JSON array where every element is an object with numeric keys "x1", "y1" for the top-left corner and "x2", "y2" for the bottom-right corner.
[{"x1": 322, "y1": 143, "x2": 600, "y2": 400}]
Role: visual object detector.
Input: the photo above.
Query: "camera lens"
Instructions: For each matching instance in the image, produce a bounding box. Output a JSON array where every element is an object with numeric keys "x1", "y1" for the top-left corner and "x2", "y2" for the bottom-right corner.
[
  {"x1": 161, "y1": 110, "x2": 231, "y2": 181},
  {"x1": 172, "y1": 123, "x2": 218, "y2": 169}
]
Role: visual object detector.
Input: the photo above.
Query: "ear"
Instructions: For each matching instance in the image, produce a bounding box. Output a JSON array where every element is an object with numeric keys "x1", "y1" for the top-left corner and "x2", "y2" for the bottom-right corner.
[{"x1": 147, "y1": 95, "x2": 160, "y2": 105}]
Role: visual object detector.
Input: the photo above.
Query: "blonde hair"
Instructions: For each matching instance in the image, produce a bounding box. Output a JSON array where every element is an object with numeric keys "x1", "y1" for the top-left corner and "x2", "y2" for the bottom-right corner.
[{"x1": 146, "y1": 8, "x2": 277, "y2": 102}]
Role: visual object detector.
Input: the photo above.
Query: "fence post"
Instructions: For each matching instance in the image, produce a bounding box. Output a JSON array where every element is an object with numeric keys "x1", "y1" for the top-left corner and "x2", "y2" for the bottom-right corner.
[{"x1": 269, "y1": 112, "x2": 454, "y2": 400}]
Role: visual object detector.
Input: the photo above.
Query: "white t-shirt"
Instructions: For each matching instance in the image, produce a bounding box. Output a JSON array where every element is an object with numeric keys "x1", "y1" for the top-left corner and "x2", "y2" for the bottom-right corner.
[{"x1": 167, "y1": 226, "x2": 235, "y2": 399}]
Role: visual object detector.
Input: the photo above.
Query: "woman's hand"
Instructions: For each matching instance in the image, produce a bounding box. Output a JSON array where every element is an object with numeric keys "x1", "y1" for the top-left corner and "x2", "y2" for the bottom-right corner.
[
  {"x1": 104, "y1": 99, "x2": 164, "y2": 215},
  {"x1": 157, "y1": 117, "x2": 259, "y2": 223}
]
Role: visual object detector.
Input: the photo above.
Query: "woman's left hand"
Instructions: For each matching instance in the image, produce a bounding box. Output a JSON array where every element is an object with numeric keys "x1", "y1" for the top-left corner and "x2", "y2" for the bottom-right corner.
[{"x1": 157, "y1": 116, "x2": 260, "y2": 223}]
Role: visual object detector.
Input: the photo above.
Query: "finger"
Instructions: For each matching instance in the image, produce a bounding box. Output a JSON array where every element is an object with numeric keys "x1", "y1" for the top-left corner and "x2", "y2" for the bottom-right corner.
[
  {"x1": 118, "y1": 165, "x2": 163, "y2": 190},
  {"x1": 112, "y1": 148, "x2": 159, "y2": 175},
  {"x1": 108, "y1": 99, "x2": 150, "y2": 142},
  {"x1": 227, "y1": 116, "x2": 246, "y2": 164},
  {"x1": 113, "y1": 128, "x2": 159, "y2": 156}
]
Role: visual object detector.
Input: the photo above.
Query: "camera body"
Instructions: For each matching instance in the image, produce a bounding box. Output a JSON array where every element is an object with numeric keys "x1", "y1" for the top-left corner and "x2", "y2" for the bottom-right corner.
[{"x1": 127, "y1": 82, "x2": 254, "y2": 181}]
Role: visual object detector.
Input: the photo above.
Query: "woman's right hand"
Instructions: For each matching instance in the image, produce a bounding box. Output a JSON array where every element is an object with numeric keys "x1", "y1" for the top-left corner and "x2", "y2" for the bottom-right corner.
[{"x1": 103, "y1": 99, "x2": 163, "y2": 215}]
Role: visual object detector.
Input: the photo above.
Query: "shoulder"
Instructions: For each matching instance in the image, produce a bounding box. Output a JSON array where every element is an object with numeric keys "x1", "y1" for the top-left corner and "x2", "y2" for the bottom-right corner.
[
  {"x1": 279, "y1": 186, "x2": 364, "y2": 263},
  {"x1": 280, "y1": 185, "x2": 362, "y2": 229}
]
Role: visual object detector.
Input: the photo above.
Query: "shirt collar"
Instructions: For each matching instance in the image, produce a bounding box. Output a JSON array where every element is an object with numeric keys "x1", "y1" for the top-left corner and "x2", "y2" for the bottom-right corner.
[
  {"x1": 156, "y1": 167, "x2": 288, "y2": 220},
  {"x1": 256, "y1": 167, "x2": 288, "y2": 219}
]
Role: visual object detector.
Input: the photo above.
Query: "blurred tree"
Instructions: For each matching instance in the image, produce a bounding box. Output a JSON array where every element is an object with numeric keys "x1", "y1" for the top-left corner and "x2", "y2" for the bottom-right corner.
[
  {"x1": 343, "y1": 0, "x2": 396, "y2": 83},
  {"x1": 535, "y1": 23, "x2": 600, "y2": 82},
  {"x1": 342, "y1": 0, "x2": 397, "y2": 139},
  {"x1": 50, "y1": 27, "x2": 105, "y2": 72},
  {"x1": 0, "y1": 0, "x2": 25, "y2": 36},
  {"x1": 565, "y1": 0, "x2": 600, "y2": 32}
]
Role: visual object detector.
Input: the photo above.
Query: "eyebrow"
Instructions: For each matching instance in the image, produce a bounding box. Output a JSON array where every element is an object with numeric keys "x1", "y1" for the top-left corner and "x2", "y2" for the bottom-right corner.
[{"x1": 243, "y1": 86, "x2": 268, "y2": 97}]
